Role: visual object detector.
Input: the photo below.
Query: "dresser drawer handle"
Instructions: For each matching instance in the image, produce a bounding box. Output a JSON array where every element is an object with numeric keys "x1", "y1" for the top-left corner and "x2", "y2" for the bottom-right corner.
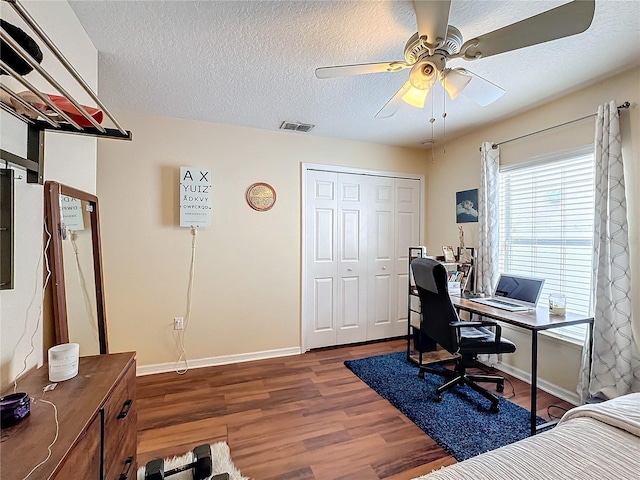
[
  {"x1": 118, "y1": 456, "x2": 134, "y2": 480},
  {"x1": 117, "y1": 399, "x2": 133, "y2": 419}
]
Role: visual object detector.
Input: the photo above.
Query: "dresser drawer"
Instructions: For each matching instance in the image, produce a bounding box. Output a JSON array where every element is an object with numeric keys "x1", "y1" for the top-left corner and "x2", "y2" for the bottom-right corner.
[
  {"x1": 53, "y1": 414, "x2": 101, "y2": 480},
  {"x1": 104, "y1": 429, "x2": 136, "y2": 480},
  {"x1": 102, "y1": 361, "x2": 137, "y2": 477}
]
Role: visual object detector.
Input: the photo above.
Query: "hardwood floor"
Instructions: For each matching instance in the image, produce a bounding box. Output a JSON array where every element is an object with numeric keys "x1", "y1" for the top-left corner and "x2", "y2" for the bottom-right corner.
[{"x1": 136, "y1": 339, "x2": 574, "y2": 479}]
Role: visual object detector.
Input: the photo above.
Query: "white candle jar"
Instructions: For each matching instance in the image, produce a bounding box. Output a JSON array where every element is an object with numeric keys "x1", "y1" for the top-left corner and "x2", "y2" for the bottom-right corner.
[
  {"x1": 48, "y1": 343, "x2": 80, "y2": 382},
  {"x1": 549, "y1": 293, "x2": 567, "y2": 316}
]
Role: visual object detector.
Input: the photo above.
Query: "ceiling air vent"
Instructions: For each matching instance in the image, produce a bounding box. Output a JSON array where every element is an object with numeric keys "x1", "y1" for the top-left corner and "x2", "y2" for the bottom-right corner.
[{"x1": 280, "y1": 121, "x2": 315, "y2": 133}]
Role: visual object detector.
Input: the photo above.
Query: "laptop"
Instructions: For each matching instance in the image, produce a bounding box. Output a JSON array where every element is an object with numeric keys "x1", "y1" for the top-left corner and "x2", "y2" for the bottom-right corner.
[{"x1": 470, "y1": 274, "x2": 545, "y2": 311}]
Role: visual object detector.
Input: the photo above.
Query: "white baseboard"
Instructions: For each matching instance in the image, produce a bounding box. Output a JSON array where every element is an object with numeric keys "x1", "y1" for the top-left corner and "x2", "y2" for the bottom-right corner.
[
  {"x1": 494, "y1": 362, "x2": 580, "y2": 407},
  {"x1": 136, "y1": 346, "x2": 302, "y2": 376}
]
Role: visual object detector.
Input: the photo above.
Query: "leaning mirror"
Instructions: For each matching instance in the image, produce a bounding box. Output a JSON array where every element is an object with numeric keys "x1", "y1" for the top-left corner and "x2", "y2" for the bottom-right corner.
[{"x1": 45, "y1": 181, "x2": 108, "y2": 355}]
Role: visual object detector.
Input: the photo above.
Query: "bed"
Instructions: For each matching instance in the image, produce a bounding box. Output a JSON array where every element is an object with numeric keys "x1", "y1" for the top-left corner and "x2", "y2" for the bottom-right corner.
[{"x1": 415, "y1": 392, "x2": 640, "y2": 480}]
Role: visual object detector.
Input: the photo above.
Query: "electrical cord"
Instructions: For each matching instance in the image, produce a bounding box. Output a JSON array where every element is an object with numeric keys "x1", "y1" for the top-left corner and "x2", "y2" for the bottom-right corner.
[
  {"x1": 475, "y1": 361, "x2": 516, "y2": 399},
  {"x1": 22, "y1": 385, "x2": 59, "y2": 480},
  {"x1": 502, "y1": 376, "x2": 516, "y2": 399},
  {"x1": 175, "y1": 226, "x2": 197, "y2": 375},
  {"x1": 547, "y1": 404, "x2": 569, "y2": 420},
  {"x1": 10, "y1": 218, "x2": 58, "y2": 478},
  {"x1": 13, "y1": 219, "x2": 53, "y2": 392}
]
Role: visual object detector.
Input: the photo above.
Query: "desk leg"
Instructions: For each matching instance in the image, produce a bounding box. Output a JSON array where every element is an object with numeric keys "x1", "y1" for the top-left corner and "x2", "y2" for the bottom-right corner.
[{"x1": 530, "y1": 331, "x2": 538, "y2": 436}]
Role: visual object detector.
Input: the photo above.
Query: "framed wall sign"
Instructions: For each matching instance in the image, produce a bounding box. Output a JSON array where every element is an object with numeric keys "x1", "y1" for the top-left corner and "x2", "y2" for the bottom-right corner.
[
  {"x1": 180, "y1": 166, "x2": 212, "y2": 227},
  {"x1": 246, "y1": 182, "x2": 276, "y2": 211}
]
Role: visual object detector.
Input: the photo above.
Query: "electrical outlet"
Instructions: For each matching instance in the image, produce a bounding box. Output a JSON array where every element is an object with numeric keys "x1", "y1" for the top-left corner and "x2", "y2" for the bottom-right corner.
[{"x1": 174, "y1": 317, "x2": 184, "y2": 330}]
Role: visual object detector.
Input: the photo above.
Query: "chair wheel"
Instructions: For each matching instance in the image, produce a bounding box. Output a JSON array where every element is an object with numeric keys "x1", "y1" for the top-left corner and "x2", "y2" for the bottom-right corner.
[
  {"x1": 434, "y1": 394, "x2": 442, "y2": 403},
  {"x1": 496, "y1": 382, "x2": 504, "y2": 393},
  {"x1": 489, "y1": 404, "x2": 499, "y2": 413},
  {"x1": 418, "y1": 370, "x2": 425, "y2": 379}
]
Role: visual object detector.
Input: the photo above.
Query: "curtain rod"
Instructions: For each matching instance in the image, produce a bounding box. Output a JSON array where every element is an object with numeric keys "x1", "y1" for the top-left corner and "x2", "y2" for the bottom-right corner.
[{"x1": 479, "y1": 101, "x2": 631, "y2": 151}]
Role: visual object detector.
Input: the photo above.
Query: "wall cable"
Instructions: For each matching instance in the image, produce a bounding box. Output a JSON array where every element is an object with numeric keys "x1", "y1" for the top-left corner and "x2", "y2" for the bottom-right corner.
[
  {"x1": 13, "y1": 219, "x2": 53, "y2": 392},
  {"x1": 175, "y1": 226, "x2": 197, "y2": 375},
  {"x1": 547, "y1": 404, "x2": 569, "y2": 419},
  {"x1": 475, "y1": 361, "x2": 516, "y2": 399}
]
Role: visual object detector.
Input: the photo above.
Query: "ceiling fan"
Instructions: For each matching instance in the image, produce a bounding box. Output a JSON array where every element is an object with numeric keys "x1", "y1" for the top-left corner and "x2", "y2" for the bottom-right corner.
[{"x1": 315, "y1": 0, "x2": 595, "y2": 118}]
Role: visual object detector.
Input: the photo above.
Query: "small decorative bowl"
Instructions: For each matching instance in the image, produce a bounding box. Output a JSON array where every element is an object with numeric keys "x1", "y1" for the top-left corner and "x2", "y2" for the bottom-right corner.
[{"x1": 0, "y1": 392, "x2": 31, "y2": 427}]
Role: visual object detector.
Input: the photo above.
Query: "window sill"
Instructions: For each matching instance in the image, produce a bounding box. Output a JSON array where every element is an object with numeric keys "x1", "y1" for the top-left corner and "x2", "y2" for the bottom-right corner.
[{"x1": 540, "y1": 329, "x2": 585, "y2": 348}]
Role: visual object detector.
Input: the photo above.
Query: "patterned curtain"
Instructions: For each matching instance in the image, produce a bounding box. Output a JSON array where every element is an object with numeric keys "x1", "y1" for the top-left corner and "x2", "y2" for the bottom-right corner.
[
  {"x1": 477, "y1": 142, "x2": 500, "y2": 295},
  {"x1": 579, "y1": 100, "x2": 639, "y2": 401},
  {"x1": 477, "y1": 142, "x2": 500, "y2": 366}
]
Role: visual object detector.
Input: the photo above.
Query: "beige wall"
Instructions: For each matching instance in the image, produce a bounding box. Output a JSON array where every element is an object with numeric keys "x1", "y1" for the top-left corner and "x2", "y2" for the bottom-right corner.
[
  {"x1": 96, "y1": 114, "x2": 428, "y2": 367},
  {"x1": 0, "y1": 0, "x2": 97, "y2": 391},
  {"x1": 424, "y1": 66, "x2": 640, "y2": 401}
]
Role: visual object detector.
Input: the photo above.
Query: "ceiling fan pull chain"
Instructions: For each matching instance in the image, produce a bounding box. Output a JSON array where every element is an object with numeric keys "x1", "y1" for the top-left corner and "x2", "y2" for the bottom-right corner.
[
  {"x1": 430, "y1": 88, "x2": 435, "y2": 162},
  {"x1": 442, "y1": 82, "x2": 447, "y2": 155}
]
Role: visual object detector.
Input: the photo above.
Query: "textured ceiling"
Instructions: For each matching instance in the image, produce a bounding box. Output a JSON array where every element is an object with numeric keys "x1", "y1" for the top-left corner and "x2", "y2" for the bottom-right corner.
[{"x1": 68, "y1": 0, "x2": 640, "y2": 148}]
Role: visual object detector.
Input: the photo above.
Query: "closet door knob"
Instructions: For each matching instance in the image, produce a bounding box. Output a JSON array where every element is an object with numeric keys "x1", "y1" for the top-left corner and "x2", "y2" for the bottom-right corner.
[
  {"x1": 382, "y1": 266, "x2": 387, "y2": 270},
  {"x1": 347, "y1": 268, "x2": 353, "y2": 272}
]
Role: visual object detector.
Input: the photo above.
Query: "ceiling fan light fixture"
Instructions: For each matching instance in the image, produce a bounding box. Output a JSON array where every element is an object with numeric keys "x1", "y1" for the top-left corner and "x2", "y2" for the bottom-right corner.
[
  {"x1": 401, "y1": 87, "x2": 429, "y2": 109},
  {"x1": 408, "y1": 61, "x2": 437, "y2": 90},
  {"x1": 440, "y1": 68, "x2": 471, "y2": 100}
]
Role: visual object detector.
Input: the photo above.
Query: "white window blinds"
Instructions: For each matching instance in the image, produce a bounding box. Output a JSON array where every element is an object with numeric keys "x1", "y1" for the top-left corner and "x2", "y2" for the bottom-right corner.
[{"x1": 499, "y1": 147, "x2": 594, "y2": 341}]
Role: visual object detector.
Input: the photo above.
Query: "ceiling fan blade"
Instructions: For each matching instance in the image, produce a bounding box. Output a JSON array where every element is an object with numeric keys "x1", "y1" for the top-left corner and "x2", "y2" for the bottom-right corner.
[
  {"x1": 375, "y1": 81, "x2": 412, "y2": 118},
  {"x1": 413, "y1": 0, "x2": 451, "y2": 52},
  {"x1": 455, "y1": 68, "x2": 505, "y2": 106},
  {"x1": 462, "y1": 0, "x2": 595, "y2": 59},
  {"x1": 315, "y1": 61, "x2": 409, "y2": 79}
]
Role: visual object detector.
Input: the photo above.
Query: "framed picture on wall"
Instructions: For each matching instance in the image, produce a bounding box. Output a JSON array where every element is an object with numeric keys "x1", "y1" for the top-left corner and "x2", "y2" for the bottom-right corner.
[{"x1": 456, "y1": 189, "x2": 479, "y2": 223}]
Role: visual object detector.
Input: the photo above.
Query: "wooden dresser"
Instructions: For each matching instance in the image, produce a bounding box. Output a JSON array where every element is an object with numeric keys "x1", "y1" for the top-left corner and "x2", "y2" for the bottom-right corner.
[{"x1": 1, "y1": 352, "x2": 137, "y2": 480}]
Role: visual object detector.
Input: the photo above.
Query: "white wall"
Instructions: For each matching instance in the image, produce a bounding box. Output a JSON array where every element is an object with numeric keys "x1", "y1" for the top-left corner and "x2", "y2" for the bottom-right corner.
[
  {"x1": 0, "y1": 0, "x2": 98, "y2": 390},
  {"x1": 424, "y1": 66, "x2": 640, "y2": 403}
]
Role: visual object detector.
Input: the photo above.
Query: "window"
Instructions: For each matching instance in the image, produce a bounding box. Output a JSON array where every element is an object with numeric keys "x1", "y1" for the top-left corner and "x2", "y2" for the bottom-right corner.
[{"x1": 499, "y1": 146, "x2": 594, "y2": 341}]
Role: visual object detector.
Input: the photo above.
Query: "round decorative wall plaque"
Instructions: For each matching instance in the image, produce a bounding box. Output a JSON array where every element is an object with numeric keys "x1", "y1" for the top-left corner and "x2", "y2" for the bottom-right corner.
[{"x1": 246, "y1": 182, "x2": 276, "y2": 211}]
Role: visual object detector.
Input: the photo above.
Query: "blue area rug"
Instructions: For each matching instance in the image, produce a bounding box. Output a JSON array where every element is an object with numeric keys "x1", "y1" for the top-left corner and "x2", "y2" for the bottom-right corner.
[{"x1": 344, "y1": 351, "x2": 545, "y2": 461}]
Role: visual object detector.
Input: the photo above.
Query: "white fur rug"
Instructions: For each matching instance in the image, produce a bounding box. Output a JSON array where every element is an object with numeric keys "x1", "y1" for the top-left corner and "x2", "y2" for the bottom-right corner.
[{"x1": 137, "y1": 442, "x2": 249, "y2": 480}]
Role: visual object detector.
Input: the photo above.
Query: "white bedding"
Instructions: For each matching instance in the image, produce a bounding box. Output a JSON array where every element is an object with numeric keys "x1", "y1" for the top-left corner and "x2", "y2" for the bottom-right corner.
[{"x1": 414, "y1": 393, "x2": 640, "y2": 480}]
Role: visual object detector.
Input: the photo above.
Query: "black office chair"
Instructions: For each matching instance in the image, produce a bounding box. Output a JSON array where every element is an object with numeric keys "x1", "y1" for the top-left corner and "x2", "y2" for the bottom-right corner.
[{"x1": 411, "y1": 257, "x2": 516, "y2": 412}]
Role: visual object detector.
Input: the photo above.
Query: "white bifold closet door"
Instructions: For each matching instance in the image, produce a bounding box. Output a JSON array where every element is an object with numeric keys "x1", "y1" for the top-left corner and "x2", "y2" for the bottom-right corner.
[{"x1": 304, "y1": 169, "x2": 421, "y2": 349}]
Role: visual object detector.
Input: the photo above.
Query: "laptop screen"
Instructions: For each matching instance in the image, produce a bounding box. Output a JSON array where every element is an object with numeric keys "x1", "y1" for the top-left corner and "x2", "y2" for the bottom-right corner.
[{"x1": 494, "y1": 274, "x2": 545, "y2": 305}]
